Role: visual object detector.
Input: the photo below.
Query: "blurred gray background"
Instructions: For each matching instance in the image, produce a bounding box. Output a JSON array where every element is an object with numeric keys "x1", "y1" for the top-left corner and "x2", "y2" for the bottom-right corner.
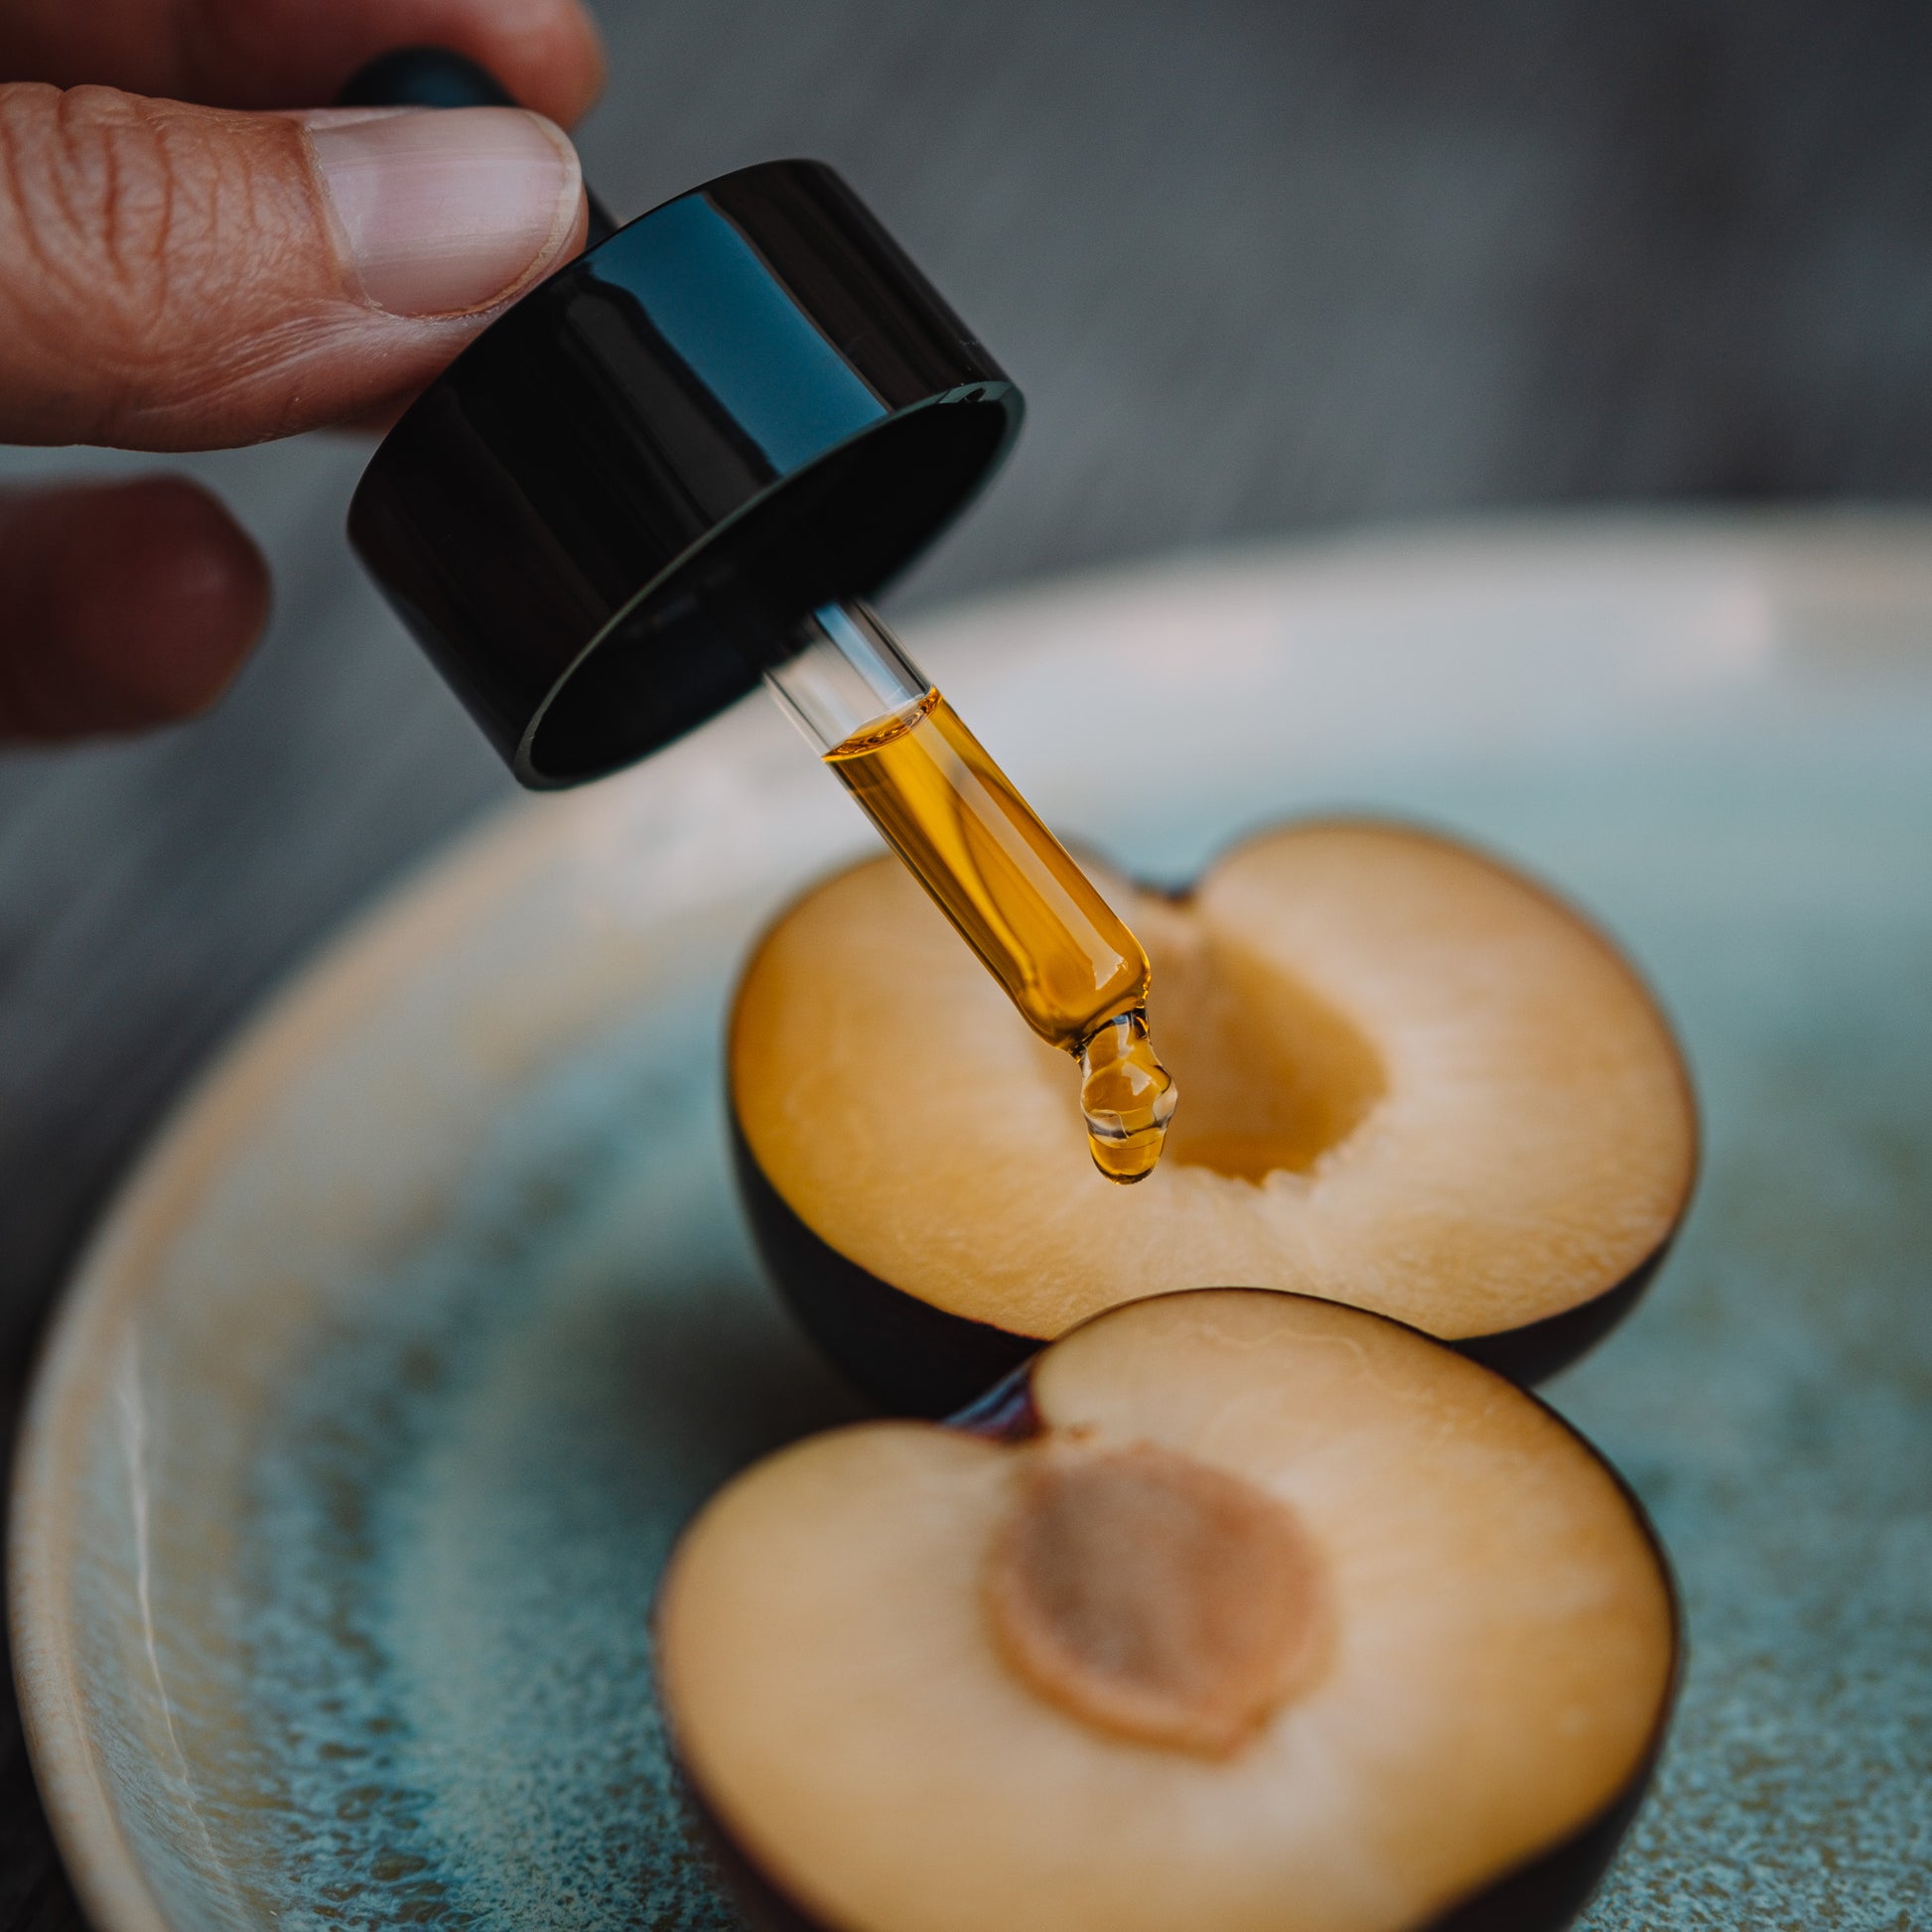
[{"x1": 7, "y1": 0, "x2": 1932, "y2": 1916}]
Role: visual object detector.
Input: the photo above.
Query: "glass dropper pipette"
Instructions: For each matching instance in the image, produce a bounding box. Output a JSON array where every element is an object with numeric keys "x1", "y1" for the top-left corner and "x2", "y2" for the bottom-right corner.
[{"x1": 763, "y1": 600, "x2": 1177, "y2": 1182}]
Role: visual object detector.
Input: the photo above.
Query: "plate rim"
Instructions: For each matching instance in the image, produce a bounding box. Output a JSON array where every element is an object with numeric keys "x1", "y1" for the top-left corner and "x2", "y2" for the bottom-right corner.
[
  {"x1": 16, "y1": 505, "x2": 1932, "y2": 1932},
  {"x1": 7, "y1": 793, "x2": 578, "y2": 1932}
]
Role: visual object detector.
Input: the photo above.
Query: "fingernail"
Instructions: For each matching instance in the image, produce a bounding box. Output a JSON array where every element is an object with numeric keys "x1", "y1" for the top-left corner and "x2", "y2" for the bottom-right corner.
[{"x1": 307, "y1": 107, "x2": 581, "y2": 318}]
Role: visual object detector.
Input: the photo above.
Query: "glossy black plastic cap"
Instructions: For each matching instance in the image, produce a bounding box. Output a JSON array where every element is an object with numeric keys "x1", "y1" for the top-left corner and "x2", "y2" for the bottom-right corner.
[{"x1": 348, "y1": 160, "x2": 1022, "y2": 787}]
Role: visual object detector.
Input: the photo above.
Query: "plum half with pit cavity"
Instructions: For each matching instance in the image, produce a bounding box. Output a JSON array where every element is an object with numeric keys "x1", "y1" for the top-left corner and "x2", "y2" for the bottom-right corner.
[
  {"x1": 656, "y1": 1288, "x2": 1680, "y2": 1932},
  {"x1": 730, "y1": 818, "x2": 1698, "y2": 1414}
]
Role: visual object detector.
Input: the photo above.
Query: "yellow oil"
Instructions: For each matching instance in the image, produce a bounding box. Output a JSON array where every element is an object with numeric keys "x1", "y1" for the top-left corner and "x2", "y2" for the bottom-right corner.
[
  {"x1": 1076, "y1": 1009, "x2": 1175, "y2": 1183},
  {"x1": 825, "y1": 690, "x2": 1176, "y2": 1182}
]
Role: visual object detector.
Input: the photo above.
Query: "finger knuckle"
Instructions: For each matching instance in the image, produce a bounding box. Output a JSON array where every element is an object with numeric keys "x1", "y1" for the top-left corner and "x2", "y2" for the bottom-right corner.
[
  {"x1": 0, "y1": 84, "x2": 315, "y2": 441},
  {"x1": 0, "y1": 85, "x2": 183, "y2": 307}
]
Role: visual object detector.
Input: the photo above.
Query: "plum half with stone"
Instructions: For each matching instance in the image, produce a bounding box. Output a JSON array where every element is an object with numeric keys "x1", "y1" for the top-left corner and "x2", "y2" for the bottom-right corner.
[
  {"x1": 731, "y1": 819, "x2": 1697, "y2": 1415},
  {"x1": 656, "y1": 1288, "x2": 1680, "y2": 1932}
]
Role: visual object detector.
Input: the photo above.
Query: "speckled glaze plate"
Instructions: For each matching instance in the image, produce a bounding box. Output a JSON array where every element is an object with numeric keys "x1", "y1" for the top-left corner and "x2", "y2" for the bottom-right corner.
[{"x1": 13, "y1": 515, "x2": 1932, "y2": 1932}]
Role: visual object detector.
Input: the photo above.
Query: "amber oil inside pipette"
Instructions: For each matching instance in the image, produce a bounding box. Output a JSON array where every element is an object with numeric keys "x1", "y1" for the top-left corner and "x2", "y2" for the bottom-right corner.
[{"x1": 824, "y1": 689, "x2": 1177, "y2": 1181}]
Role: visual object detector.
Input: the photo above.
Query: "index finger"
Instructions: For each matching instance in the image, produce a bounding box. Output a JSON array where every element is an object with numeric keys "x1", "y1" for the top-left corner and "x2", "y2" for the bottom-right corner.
[{"x1": 0, "y1": 0, "x2": 605, "y2": 125}]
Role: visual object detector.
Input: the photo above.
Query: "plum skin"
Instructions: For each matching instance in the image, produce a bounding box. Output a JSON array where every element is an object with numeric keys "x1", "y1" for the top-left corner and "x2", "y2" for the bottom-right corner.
[
  {"x1": 676, "y1": 1766, "x2": 1671, "y2": 1932},
  {"x1": 659, "y1": 1291, "x2": 1684, "y2": 1932},
  {"x1": 731, "y1": 1115, "x2": 1680, "y2": 1417}
]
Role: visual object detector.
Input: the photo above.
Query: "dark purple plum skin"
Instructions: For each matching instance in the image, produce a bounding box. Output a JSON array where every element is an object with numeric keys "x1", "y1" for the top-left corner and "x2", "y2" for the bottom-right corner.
[
  {"x1": 732, "y1": 1118, "x2": 1036, "y2": 1416},
  {"x1": 681, "y1": 1760, "x2": 1666, "y2": 1932},
  {"x1": 732, "y1": 1114, "x2": 1678, "y2": 1417},
  {"x1": 1451, "y1": 1240, "x2": 1675, "y2": 1384}
]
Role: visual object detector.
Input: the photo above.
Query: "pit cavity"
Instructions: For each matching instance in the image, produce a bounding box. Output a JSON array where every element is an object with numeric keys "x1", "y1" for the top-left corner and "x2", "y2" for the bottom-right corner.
[
  {"x1": 1154, "y1": 933, "x2": 1385, "y2": 1182},
  {"x1": 982, "y1": 1438, "x2": 1326, "y2": 1757}
]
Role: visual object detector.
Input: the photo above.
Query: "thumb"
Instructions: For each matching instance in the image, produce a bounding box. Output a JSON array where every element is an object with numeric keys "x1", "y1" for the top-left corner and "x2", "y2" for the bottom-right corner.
[{"x1": 0, "y1": 85, "x2": 585, "y2": 452}]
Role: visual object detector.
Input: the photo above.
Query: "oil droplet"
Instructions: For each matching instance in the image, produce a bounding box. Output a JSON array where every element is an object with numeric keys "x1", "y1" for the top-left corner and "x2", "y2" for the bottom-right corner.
[{"x1": 1078, "y1": 1009, "x2": 1178, "y2": 1184}]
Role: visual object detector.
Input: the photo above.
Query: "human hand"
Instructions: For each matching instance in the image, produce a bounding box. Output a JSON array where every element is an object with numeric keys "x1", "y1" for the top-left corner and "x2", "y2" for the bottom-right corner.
[{"x1": 0, "y1": 0, "x2": 604, "y2": 739}]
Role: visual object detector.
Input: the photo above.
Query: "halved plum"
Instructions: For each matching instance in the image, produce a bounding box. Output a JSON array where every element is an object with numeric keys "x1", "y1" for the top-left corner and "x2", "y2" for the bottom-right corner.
[
  {"x1": 657, "y1": 1289, "x2": 1680, "y2": 1932},
  {"x1": 731, "y1": 820, "x2": 1698, "y2": 1413}
]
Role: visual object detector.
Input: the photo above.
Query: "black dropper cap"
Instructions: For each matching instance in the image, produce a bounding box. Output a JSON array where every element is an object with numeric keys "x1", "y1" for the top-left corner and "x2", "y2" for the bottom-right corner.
[{"x1": 344, "y1": 51, "x2": 1023, "y2": 788}]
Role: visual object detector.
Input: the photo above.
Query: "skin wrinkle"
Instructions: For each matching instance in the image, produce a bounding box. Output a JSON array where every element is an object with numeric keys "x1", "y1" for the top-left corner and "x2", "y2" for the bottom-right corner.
[
  {"x1": 135, "y1": 100, "x2": 177, "y2": 317},
  {"x1": 2, "y1": 91, "x2": 191, "y2": 422},
  {"x1": 0, "y1": 91, "x2": 586, "y2": 447},
  {"x1": 0, "y1": 84, "x2": 389, "y2": 444},
  {"x1": 89, "y1": 91, "x2": 175, "y2": 316},
  {"x1": 140, "y1": 310, "x2": 400, "y2": 445},
  {"x1": 0, "y1": 90, "x2": 58, "y2": 319}
]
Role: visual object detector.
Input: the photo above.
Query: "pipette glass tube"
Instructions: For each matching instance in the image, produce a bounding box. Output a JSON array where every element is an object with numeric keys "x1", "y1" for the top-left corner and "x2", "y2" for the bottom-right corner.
[{"x1": 763, "y1": 601, "x2": 1178, "y2": 1182}]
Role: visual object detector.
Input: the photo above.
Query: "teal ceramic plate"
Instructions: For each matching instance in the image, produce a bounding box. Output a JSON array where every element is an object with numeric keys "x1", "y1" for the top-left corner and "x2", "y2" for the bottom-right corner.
[{"x1": 13, "y1": 516, "x2": 1932, "y2": 1931}]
